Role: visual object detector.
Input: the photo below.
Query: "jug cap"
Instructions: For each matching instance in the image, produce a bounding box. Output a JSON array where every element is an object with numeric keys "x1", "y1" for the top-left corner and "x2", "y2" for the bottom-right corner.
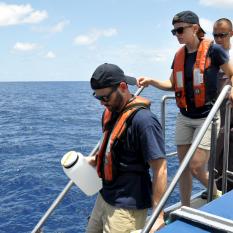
[{"x1": 61, "y1": 151, "x2": 79, "y2": 169}]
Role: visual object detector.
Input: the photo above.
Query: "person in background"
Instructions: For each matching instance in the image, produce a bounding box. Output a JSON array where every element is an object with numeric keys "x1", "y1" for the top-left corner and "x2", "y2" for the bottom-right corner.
[
  {"x1": 213, "y1": 18, "x2": 233, "y2": 191},
  {"x1": 86, "y1": 63, "x2": 167, "y2": 233},
  {"x1": 138, "y1": 11, "x2": 233, "y2": 207}
]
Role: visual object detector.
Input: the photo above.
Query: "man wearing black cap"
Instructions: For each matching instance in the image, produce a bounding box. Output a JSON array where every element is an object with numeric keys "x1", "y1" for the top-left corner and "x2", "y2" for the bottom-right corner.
[{"x1": 86, "y1": 63, "x2": 167, "y2": 233}]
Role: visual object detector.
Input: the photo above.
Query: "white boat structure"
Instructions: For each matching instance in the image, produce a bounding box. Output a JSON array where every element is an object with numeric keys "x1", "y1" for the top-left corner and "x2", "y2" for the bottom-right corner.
[{"x1": 32, "y1": 85, "x2": 233, "y2": 233}]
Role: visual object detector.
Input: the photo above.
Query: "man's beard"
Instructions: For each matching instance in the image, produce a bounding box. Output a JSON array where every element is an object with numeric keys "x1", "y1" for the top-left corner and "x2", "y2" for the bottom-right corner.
[{"x1": 105, "y1": 91, "x2": 124, "y2": 112}]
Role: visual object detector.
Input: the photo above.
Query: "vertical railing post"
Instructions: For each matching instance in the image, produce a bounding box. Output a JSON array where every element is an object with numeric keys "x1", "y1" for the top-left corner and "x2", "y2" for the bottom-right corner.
[
  {"x1": 222, "y1": 101, "x2": 232, "y2": 194},
  {"x1": 161, "y1": 96, "x2": 166, "y2": 140},
  {"x1": 141, "y1": 85, "x2": 232, "y2": 233},
  {"x1": 160, "y1": 96, "x2": 175, "y2": 141},
  {"x1": 207, "y1": 115, "x2": 218, "y2": 202}
]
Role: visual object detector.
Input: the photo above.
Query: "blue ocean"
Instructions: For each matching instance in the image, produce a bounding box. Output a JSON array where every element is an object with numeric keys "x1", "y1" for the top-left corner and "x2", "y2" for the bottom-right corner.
[{"x1": 0, "y1": 82, "x2": 203, "y2": 233}]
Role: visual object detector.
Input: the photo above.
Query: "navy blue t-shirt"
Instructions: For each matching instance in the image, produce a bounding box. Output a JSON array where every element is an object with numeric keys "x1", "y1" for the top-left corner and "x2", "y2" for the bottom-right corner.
[
  {"x1": 100, "y1": 108, "x2": 166, "y2": 209},
  {"x1": 172, "y1": 44, "x2": 229, "y2": 118}
]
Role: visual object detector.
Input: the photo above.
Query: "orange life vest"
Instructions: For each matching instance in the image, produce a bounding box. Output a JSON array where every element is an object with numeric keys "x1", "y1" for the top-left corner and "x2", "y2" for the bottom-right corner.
[
  {"x1": 173, "y1": 39, "x2": 213, "y2": 108},
  {"x1": 96, "y1": 96, "x2": 151, "y2": 182}
]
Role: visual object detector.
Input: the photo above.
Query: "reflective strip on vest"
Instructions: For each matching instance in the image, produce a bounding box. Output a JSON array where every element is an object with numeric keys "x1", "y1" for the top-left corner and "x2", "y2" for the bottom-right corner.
[
  {"x1": 96, "y1": 96, "x2": 151, "y2": 182},
  {"x1": 173, "y1": 39, "x2": 213, "y2": 108},
  {"x1": 176, "y1": 71, "x2": 184, "y2": 88}
]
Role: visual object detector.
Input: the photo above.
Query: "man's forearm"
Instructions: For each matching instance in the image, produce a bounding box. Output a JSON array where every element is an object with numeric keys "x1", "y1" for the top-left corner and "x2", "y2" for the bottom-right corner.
[{"x1": 151, "y1": 160, "x2": 167, "y2": 216}]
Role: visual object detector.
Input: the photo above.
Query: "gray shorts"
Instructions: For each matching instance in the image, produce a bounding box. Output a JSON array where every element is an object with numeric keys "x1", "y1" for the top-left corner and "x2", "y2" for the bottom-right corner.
[{"x1": 175, "y1": 112, "x2": 220, "y2": 150}]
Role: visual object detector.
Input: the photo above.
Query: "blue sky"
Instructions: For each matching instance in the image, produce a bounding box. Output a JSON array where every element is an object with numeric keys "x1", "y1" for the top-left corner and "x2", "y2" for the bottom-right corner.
[{"x1": 1, "y1": 0, "x2": 233, "y2": 82}]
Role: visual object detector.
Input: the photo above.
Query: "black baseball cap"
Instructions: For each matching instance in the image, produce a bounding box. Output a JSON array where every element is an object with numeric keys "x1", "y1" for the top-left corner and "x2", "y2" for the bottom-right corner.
[
  {"x1": 90, "y1": 63, "x2": 137, "y2": 89},
  {"x1": 172, "y1": 10, "x2": 205, "y2": 35}
]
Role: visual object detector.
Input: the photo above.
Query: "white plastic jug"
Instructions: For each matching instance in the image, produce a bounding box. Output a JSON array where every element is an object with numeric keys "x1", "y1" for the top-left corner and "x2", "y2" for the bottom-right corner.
[{"x1": 61, "y1": 151, "x2": 102, "y2": 196}]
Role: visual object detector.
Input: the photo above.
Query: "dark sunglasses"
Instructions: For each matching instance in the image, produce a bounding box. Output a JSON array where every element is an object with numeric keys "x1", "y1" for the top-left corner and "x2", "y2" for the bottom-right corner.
[
  {"x1": 213, "y1": 32, "x2": 229, "y2": 38},
  {"x1": 171, "y1": 25, "x2": 192, "y2": 36},
  {"x1": 93, "y1": 85, "x2": 118, "y2": 102}
]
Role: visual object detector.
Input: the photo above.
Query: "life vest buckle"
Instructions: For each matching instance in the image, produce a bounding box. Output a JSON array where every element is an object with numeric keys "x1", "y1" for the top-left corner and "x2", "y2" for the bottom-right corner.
[
  {"x1": 194, "y1": 89, "x2": 201, "y2": 95},
  {"x1": 175, "y1": 91, "x2": 182, "y2": 97}
]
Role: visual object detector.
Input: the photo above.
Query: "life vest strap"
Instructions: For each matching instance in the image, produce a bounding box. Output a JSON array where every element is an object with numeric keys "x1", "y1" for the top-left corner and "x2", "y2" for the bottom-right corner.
[
  {"x1": 96, "y1": 96, "x2": 151, "y2": 182},
  {"x1": 173, "y1": 39, "x2": 213, "y2": 108}
]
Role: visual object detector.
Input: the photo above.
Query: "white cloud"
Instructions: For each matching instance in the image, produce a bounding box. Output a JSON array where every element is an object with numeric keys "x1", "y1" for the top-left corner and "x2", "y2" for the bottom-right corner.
[
  {"x1": 32, "y1": 19, "x2": 70, "y2": 34},
  {"x1": 14, "y1": 42, "x2": 38, "y2": 51},
  {"x1": 101, "y1": 28, "x2": 117, "y2": 37},
  {"x1": 199, "y1": 0, "x2": 233, "y2": 8},
  {"x1": 88, "y1": 43, "x2": 176, "y2": 69},
  {"x1": 74, "y1": 28, "x2": 117, "y2": 45},
  {"x1": 117, "y1": 44, "x2": 175, "y2": 63},
  {"x1": 87, "y1": 43, "x2": 176, "y2": 79},
  {"x1": 0, "y1": 2, "x2": 48, "y2": 26},
  {"x1": 45, "y1": 51, "x2": 56, "y2": 59},
  {"x1": 200, "y1": 18, "x2": 214, "y2": 33},
  {"x1": 74, "y1": 35, "x2": 93, "y2": 45},
  {"x1": 50, "y1": 20, "x2": 70, "y2": 33}
]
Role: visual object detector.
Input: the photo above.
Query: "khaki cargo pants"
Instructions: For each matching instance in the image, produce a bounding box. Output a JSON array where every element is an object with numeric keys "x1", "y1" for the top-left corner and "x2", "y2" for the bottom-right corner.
[{"x1": 86, "y1": 193, "x2": 147, "y2": 233}]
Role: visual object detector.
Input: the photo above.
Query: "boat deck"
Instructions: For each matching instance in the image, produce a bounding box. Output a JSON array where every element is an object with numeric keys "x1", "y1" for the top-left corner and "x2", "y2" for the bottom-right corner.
[{"x1": 157, "y1": 190, "x2": 233, "y2": 233}]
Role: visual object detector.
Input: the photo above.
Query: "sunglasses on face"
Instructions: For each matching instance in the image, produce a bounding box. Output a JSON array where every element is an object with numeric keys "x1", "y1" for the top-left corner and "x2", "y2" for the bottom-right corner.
[
  {"x1": 212, "y1": 32, "x2": 229, "y2": 38},
  {"x1": 171, "y1": 25, "x2": 192, "y2": 36},
  {"x1": 93, "y1": 85, "x2": 118, "y2": 102}
]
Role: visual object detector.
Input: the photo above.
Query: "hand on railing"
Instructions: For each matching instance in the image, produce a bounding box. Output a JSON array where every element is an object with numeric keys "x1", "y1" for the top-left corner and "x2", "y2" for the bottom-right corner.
[{"x1": 137, "y1": 76, "x2": 152, "y2": 88}]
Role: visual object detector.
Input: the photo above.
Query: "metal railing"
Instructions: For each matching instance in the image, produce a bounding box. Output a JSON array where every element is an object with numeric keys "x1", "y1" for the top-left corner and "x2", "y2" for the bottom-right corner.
[
  {"x1": 161, "y1": 95, "x2": 176, "y2": 140},
  {"x1": 207, "y1": 114, "x2": 218, "y2": 202},
  {"x1": 31, "y1": 143, "x2": 100, "y2": 233},
  {"x1": 222, "y1": 100, "x2": 233, "y2": 194},
  {"x1": 31, "y1": 86, "x2": 145, "y2": 233},
  {"x1": 160, "y1": 95, "x2": 177, "y2": 157},
  {"x1": 160, "y1": 93, "x2": 233, "y2": 199},
  {"x1": 141, "y1": 84, "x2": 232, "y2": 233},
  {"x1": 32, "y1": 85, "x2": 232, "y2": 233}
]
